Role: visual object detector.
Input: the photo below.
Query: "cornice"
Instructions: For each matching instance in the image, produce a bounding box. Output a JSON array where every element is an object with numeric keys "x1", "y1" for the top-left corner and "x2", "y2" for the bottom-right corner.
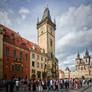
[{"x1": 37, "y1": 18, "x2": 56, "y2": 30}]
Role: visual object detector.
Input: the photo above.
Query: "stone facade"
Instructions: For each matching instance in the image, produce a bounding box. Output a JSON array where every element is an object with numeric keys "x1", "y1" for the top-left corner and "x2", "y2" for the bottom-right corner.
[
  {"x1": 64, "y1": 67, "x2": 71, "y2": 79},
  {"x1": 36, "y1": 6, "x2": 58, "y2": 79},
  {"x1": 58, "y1": 70, "x2": 64, "y2": 79},
  {"x1": 60, "y1": 49, "x2": 92, "y2": 79},
  {"x1": 76, "y1": 49, "x2": 91, "y2": 72}
]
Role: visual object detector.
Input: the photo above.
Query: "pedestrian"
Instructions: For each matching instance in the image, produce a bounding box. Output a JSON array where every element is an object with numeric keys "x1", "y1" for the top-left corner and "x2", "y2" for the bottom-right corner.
[
  {"x1": 28, "y1": 79, "x2": 32, "y2": 91},
  {"x1": 5, "y1": 80, "x2": 9, "y2": 92},
  {"x1": 16, "y1": 79, "x2": 19, "y2": 91},
  {"x1": 87, "y1": 79, "x2": 90, "y2": 87},
  {"x1": 10, "y1": 78, "x2": 15, "y2": 92},
  {"x1": 23, "y1": 79, "x2": 27, "y2": 91},
  {"x1": 50, "y1": 79, "x2": 53, "y2": 90},
  {"x1": 38, "y1": 80, "x2": 43, "y2": 92},
  {"x1": 55, "y1": 80, "x2": 58, "y2": 91},
  {"x1": 32, "y1": 80, "x2": 36, "y2": 91}
]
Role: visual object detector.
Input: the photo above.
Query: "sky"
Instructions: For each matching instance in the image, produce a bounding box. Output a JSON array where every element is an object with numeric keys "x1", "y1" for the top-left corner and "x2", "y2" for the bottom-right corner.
[{"x1": 0, "y1": 0, "x2": 92, "y2": 71}]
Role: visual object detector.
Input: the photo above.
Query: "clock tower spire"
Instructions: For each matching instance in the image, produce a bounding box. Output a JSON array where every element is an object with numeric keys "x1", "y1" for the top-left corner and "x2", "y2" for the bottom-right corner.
[{"x1": 37, "y1": 6, "x2": 56, "y2": 58}]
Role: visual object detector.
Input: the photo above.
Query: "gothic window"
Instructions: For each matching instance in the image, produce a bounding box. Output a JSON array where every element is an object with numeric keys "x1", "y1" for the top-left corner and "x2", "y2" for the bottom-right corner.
[
  {"x1": 25, "y1": 53, "x2": 28, "y2": 60},
  {"x1": 13, "y1": 50, "x2": 16, "y2": 57},
  {"x1": 6, "y1": 47, "x2": 9, "y2": 56},
  {"x1": 32, "y1": 61, "x2": 35, "y2": 67}
]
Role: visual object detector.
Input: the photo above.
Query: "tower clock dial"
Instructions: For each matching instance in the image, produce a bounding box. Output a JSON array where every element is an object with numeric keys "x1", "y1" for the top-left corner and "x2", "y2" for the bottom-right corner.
[{"x1": 40, "y1": 26, "x2": 44, "y2": 33}]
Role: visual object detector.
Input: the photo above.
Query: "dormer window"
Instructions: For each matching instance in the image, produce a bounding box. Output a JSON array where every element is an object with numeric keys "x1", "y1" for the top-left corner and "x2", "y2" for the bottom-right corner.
[
  {"x1": 5, "y1": 35, "x2": 10, "y2": 40},
  {"x1": 21, "y1": 43, "x2": 26, "y2": 48},
  {"x1": 11, "y1": 33, "x2": 14, "y2": 36}
]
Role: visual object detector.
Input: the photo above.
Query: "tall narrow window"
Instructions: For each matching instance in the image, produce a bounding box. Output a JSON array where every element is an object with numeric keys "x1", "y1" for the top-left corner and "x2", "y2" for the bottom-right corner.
[
  {"x1": 6, "y1": 47, "x2": 9, "y2": 56},
  {"x1": 20, "y1": 52, "x2": 23, "y2": 58},
  {"x1": 13, "y1": 50, "x2": 16, "y2": 57},
  {"x1": 25, "y1": 53, "x2": 28, "y2": 60},
  {"x1": 50, "y1": 39, "x2": 52, "y2": 47}
]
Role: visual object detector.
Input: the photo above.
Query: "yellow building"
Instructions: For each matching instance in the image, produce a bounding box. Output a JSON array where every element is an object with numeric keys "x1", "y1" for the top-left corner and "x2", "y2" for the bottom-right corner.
[
  {"x1": 64, "y1": 67, "x2": 71, "y2": 79},
  {"x1": 76, "y1": 49, "x2": 91, "y2": 72},
  {"x1": 0, "y1": 27, "x2": 5, "y2": 79},
  {"x1": 58, "y1": 69, "x2": 64, "y2": 79},
  {"x1": 62, "y1": 49, "x2": 92, "y2": 79}
]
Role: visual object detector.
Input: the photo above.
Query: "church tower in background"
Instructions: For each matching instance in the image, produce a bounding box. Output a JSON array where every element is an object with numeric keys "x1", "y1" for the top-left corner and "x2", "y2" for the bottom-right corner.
[{"x1": 37, "y1": 6, "x2": 56, "y2": 58}]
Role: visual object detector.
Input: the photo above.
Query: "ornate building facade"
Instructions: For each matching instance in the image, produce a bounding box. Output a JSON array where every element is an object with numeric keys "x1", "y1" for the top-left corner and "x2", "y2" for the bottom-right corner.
[
  {"x1": 0, "y1": 6, "x2": 59, "y2": 80},
  {"x1": 59, "y1": 49, "x2": 92, "y2": 79},
  {"x1": 76, "y1": 49, "x2": 91, "y2": 71}
]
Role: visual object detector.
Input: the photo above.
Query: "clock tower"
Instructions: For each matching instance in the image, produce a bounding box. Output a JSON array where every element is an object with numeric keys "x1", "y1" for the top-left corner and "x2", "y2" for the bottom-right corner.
[{"x1": 37, "y1": 6, "x2": 56, "y2": 58}]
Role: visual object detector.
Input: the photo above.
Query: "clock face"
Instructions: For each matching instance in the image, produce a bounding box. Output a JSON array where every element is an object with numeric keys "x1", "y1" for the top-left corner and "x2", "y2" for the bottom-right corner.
[{"x1": 40, "y1": 26, "x2": 44, "y2": 32}]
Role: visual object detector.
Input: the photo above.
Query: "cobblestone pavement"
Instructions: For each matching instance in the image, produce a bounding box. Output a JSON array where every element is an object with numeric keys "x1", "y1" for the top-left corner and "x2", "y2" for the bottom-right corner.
[
  {"x1": 0, "y1": 87, "x2": 88, "y2": 92},
  {"x1": 0, "y1": 83, "x2": 92, "y2": 92}
]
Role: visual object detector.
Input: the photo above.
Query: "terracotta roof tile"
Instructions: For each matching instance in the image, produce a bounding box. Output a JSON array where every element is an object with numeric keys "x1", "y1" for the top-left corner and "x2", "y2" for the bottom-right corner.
[{"x1": 0, "y1": 24, "x2": 41, "y2": 52}]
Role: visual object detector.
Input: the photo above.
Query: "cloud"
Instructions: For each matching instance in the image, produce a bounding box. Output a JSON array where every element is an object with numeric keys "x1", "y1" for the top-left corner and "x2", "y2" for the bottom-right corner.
[
  {"x1": 19, "y1": 7, "x2": 30, "y2": 20},
  {"x1": 56, "y1": 4, "x2": 92, "y2": 71},
  {"x1": 0, "y1": 10, "x2": 12, "y2": 26}
]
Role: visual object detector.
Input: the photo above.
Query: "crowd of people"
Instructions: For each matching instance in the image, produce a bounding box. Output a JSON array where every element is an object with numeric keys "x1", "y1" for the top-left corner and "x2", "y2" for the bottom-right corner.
[{"x1": 0, "y1": 77, "x2": 91, "y2": 92}]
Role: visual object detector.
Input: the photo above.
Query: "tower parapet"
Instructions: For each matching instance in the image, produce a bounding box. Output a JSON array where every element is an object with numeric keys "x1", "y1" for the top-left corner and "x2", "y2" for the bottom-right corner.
[{"x1": 37, "y1": 6, "x2": 56, "y2": 30}]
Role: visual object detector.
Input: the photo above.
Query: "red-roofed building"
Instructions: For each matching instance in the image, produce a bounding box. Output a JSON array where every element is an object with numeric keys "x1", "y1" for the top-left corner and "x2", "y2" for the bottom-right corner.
[
  {"x1": 0, "y1": 6, "x2": 59, "y2": 80},
  {"x1": 0, "y1": 24, "x2": 30, "y2": 80}
]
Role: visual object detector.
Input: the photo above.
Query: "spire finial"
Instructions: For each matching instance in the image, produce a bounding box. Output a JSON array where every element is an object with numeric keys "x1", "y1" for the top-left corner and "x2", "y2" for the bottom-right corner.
[
  {"x1": 85, "y1": 48, "x2": 89, "y2": 56},
  {"x1": 77, "y1": 51, "x2": 80, "y2": 59}
]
